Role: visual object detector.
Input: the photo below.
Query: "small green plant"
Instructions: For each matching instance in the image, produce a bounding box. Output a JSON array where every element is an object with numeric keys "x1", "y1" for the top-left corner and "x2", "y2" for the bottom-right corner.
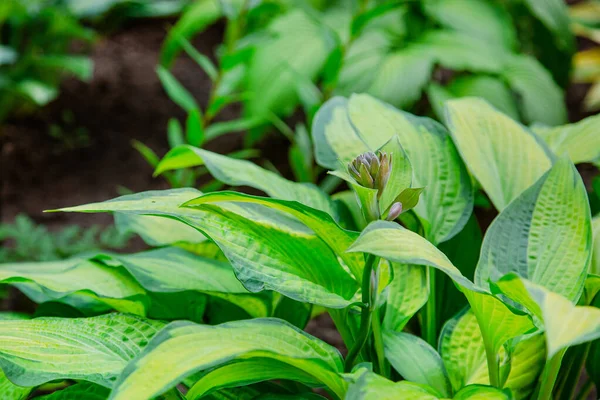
[
  {"x1": 0, "y1": 96, "x2": 598, "y2": 399},
  {"x1": 0, "y1": 0, "x2": 94, "y2": 122},
  {"x1": 0, "y1": 214, "x2": 131, "y2": 263}
]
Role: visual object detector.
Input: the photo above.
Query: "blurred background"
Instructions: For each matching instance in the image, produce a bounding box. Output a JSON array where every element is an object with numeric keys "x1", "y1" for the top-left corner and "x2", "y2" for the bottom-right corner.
[{"x1": 0, "y1": 0, "x2": 598, "y2": 274}]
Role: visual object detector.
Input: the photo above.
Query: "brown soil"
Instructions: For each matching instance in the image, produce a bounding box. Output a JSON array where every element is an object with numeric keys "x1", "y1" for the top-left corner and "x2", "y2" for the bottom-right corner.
[{"x1": 0, "y1": 19, "x2": 239, "y2": 229}]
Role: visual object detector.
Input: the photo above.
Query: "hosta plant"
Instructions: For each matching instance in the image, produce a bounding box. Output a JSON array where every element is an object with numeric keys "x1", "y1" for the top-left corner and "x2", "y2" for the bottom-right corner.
[{"x1": 0, "y1": 95, "x2": 599, "y2": 399}]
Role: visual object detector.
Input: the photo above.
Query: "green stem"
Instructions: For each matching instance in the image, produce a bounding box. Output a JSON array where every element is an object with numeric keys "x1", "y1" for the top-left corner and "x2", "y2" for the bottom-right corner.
[
  {"x1": 344, "y1": 254, "x2": 377, "y2": 372},
  {"x1": 485, "y1": 344, "x2": 500, "y2": 388},
  {"x1": 556, "y1": 343, "x2": 591, "y2": 400},
  {"x1": 371, "y1": 306, "x2": 389, "y2": 377},
  {"x1": 423, "y1": 266, "x2": 437, "y2": 347},
  {"x1": 575, "y1": 379, "x2": 593, "y2": 400},
  {"x1": 538, "y1": 350, "x2": 566, "y2": 400}
]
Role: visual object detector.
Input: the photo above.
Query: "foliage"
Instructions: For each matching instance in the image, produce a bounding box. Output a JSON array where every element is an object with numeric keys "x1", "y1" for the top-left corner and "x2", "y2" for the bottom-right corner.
[
  {"x1": 146, "y1": 0, "x2": 575, "y2": 190},
  {"x1": 0, "y1": 214, "x2": 130, "y2": 263},
  {"x1": 0, "y1": 96, "x2": 598, "y2": 399},
  {"x1": 0, "y1": 0, "x2": 94, "y2": 122}
]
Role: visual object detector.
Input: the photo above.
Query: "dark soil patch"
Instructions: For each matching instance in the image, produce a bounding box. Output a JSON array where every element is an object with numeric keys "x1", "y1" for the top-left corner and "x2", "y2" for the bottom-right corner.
[{"x1": 0, "y1": 18, "x2": 240, "y2": 230}]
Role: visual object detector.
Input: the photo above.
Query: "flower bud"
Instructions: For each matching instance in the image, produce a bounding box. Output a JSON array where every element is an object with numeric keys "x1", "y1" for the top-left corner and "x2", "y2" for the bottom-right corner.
[
  {"x1": 386, "y1": 202, "x2": 403, "y2": 221},
  {"x1": 348, "y1": 151, "x2": 392, "y2": 194}
]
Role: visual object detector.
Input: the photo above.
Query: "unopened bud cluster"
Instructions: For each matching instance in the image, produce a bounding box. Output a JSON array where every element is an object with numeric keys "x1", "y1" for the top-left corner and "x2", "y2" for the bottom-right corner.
[{"x1": 347, "y1": 151, "x2": 391, "y2": 198}]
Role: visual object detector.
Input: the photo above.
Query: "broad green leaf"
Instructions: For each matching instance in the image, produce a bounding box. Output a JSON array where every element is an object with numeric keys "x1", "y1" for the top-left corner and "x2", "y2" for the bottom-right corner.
[
  {"x1": 383, "y1": 331, "x2": 451, "y2": 397},
  {"x1": 15, "y1": 80, "x2": 58, "y2": 106},
  {"x1": 337, "y1": 31, "x2": 391, "y2": 96},
  {"x1": 412, "y1": 30, "x2": 507, "y2": 73},
  {"x1": 476, "y1": 158, "x2": 592, "y2": 302},
  {"x1": 423, "y1": 0, "x2": 516, "y2": 50},
  {"x1": 440, "y1": 309, "x2": 488, "y2": 391},
  {"x1": 494, "y1": 275, "x2": 600, "y2": 359},
  {"x1": 0, "y1": 258, "x2": 146, "y2": 315},
  {"x1": 445, "y1": 97, "x2": 553, "y2": 210},
  {"x1": 347, "y1": 220, "x2": 476, "y2": 291},
  {"x1": 187, "y1": 358, "x2": 319, "y2": 399},
  {"x1": 37, "y1": 382, "x2": 109, "y2": 399},
  {"x1": 383, "y1": 263, "x2": 428, "y2": 332},
  {"x1": 315, "y1": 94, "x2": 473, "y2": 243},
  {"x1": 533, "y1": 113, "x2": 600, "y2": 165},
  {"x1": 440, "y1": 309, "x2": 545, "y2": 399},
  {"x1": 366, "y1": 48, "x2": 433, "y2": 109},
  {"x1": 0, "y1": 314, "x2": 163, "y2": 387},
  {"x1": 523, "y1": 0, "x2": 574, "y2": 51},
  {"x1": 273, "y1": 296, "x2": 312, "y2": 329},
  {"x1": 114, "y1": 213, "x2": 204, "y2": 246},
  {"x1": 157, "y1": 66, "x2": 198, "y2": 112},
  {"x1": 428, "y1": 77, "x2": 519, "y2": 121},
  {"x1": 246, "y1": 10, "x2": 331, "y2": 117},
  {"x1": 160, "y1": 0, "x2": 222, "y2": 66},
  {"x1": 453, "y1": 385, "x2": 512, "y2": 399},
  {"x1": 502, "y1": 55, "x2": 567, "y2": 126},
  {"x1": 97, "y1": 247, "x2": 270, "y2": 318},
  {"x1": 110, "y1": 318, "x2": 346, "y2": 400},
  {"x1": 59, "y1": 190, "x2": 358, "y2": 308},
  {"x1": 0, "y1": 369, "x2": 30, "y2": 400},
  {"x1": 184, "y1": 191, "x2": 363, "y2": 282},
  {"x1": 345, "y1": 371, "x2": 439, "y2": 400},
  {"x1": 155, "y1": 146, "x2": 335, "y2": 216}
]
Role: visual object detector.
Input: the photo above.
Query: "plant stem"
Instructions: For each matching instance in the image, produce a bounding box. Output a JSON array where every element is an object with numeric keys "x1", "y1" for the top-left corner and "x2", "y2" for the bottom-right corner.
[
  {"x1": 371, "y1": 305, "x2": 389, "y2": 377},
  {"x1": 538, "y1": 350, "x2": 566, "y2": 400},
  {"x1": 486, "y1": 345, "x2": 500, "y2": 388},
  {"x1": 575, "y1": 379, "x2": 593, "y2": 400},
  {"x1": 344, "y1": 254, "x2": 377, "y2": 372},
  {"x1": 556, "y1": 343, "x2": 591, "y2": 400},
  {"x1": 423, "y1": 266, "x2": 437, "y2": 347}
]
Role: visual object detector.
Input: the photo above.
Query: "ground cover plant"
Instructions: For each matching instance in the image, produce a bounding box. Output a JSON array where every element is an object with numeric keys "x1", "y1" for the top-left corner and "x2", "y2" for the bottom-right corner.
[{"x1": 0, "y1": 94, "x2": 598, "y2": 399}]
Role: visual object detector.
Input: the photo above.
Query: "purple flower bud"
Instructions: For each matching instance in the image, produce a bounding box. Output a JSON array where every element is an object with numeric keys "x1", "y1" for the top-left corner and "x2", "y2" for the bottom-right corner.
[{"x1": 386, "y1": 202, "x2": 403, "y2": 221}]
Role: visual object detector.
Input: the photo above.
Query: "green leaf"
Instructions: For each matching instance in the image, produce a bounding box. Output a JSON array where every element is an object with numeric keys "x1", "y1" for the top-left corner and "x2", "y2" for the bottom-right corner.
[
  {"x1": 274, "y1": 295, "x2": 312, "y2": 329},
  {"x1": 15, "y1": 80, "x2": 58, "y2": 106},
  {"x1": 157, "y1": 65, "x2": 198, "y2": 112},
  {"x1": 440, "y1": 309, "x2": 545, "y2": 399},
  {"x1": 348, "y1": 220, "x2": 476, "y2": 291},
  {"x1": 0, "y1": 258, "x2": 146, "y2": 315},
  {"x1": 114, "y1": 213, "x2": 204, "y2": 246},
  {"x1": 160, "y1": 0, "x2": 222, "y2": 66},
  {"x1": 412, "y1": 30, "x2": 507, "y2": 73},
  {"x1": 58, "y1": 190, "x2": 358, "y2": 308},
  {"x1": 593, "y1": 216, "x2": 600, "y2": 276},
  {"x1": 177, "y1": 35, "x2": 218, "y2": 81},
  {"x1": 314, "y1": 94, "x2": 473, "y2": 244},
  {"x1": 186, "y1": 108, "x2": 205, "y2": 147},
  {"x1": 367, "y1": 48, "x2": 433, "y2": 109},
  {"x1": 494, "y1": 276, "x2": 600, "y2": 359},
  {"x1": 475, "y1": 158, "x2": 592, "y2": 302},
  {"x1": 204, "y1": 116, "x2": 265, "y2": 141},
  {"x1": 377, "y1": 136, "x2": 413, "y2": 215},
  {"x1": 0, "y1": 369, "x2": 31, "y2": 400},
  {"x1": 502, "y1": 55, "x2": 567, "y2": 126},
  {"x1": 383, "y1": 331, "x2": 451, "y2": 397},
  {"x1": 423, "y1": 0, "x2": 516, "y2": 50},
  {"x1": 445, "y1": 97, "x2": 553, "y2": 211},
  {"x1": 246, "y1": 10, "x2": 331, "y2": 117},
  {"x1": 184, "y1": 191, "x2": 363, "y2": 283},
  {"x1": 523, "y1": 0, "x2": 574, "y2": 51},
  {"x1": 345, "y1": 371, "x2": 440, "y2": 400},
  {"x1": 37, "y1": 382, "x2": 109, "y2": 399},
  {"x1": 37, "y1": 55, "x2": 93, "y2": 81},
  {"x1": 97, "y1": 247, "x2": 271, "y2": 318},
  {"x1": 428, "y1": 76, "x2": 520, "y2": 121},
  {"x1": 452, "y1": 385, "x2": 513, "y2": 399},
  {"x1": 109, "y1": 318, "x2": 346, "y2": 400},
  {"x1": 187, "y1": 358, "x2": 320, "y2": 400},
  {"x1": 533, "y1": 113, "x2": 600, "y2": 165},
  {"x1": 0, "y1": 314, "x2": 163, "y2": 387},
  {"x1": 155, "y1": 146, "x2": 335, "y2": 216},
  {"x1": 383, "y1": 263, "x2": 428, "y2": 332}
]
